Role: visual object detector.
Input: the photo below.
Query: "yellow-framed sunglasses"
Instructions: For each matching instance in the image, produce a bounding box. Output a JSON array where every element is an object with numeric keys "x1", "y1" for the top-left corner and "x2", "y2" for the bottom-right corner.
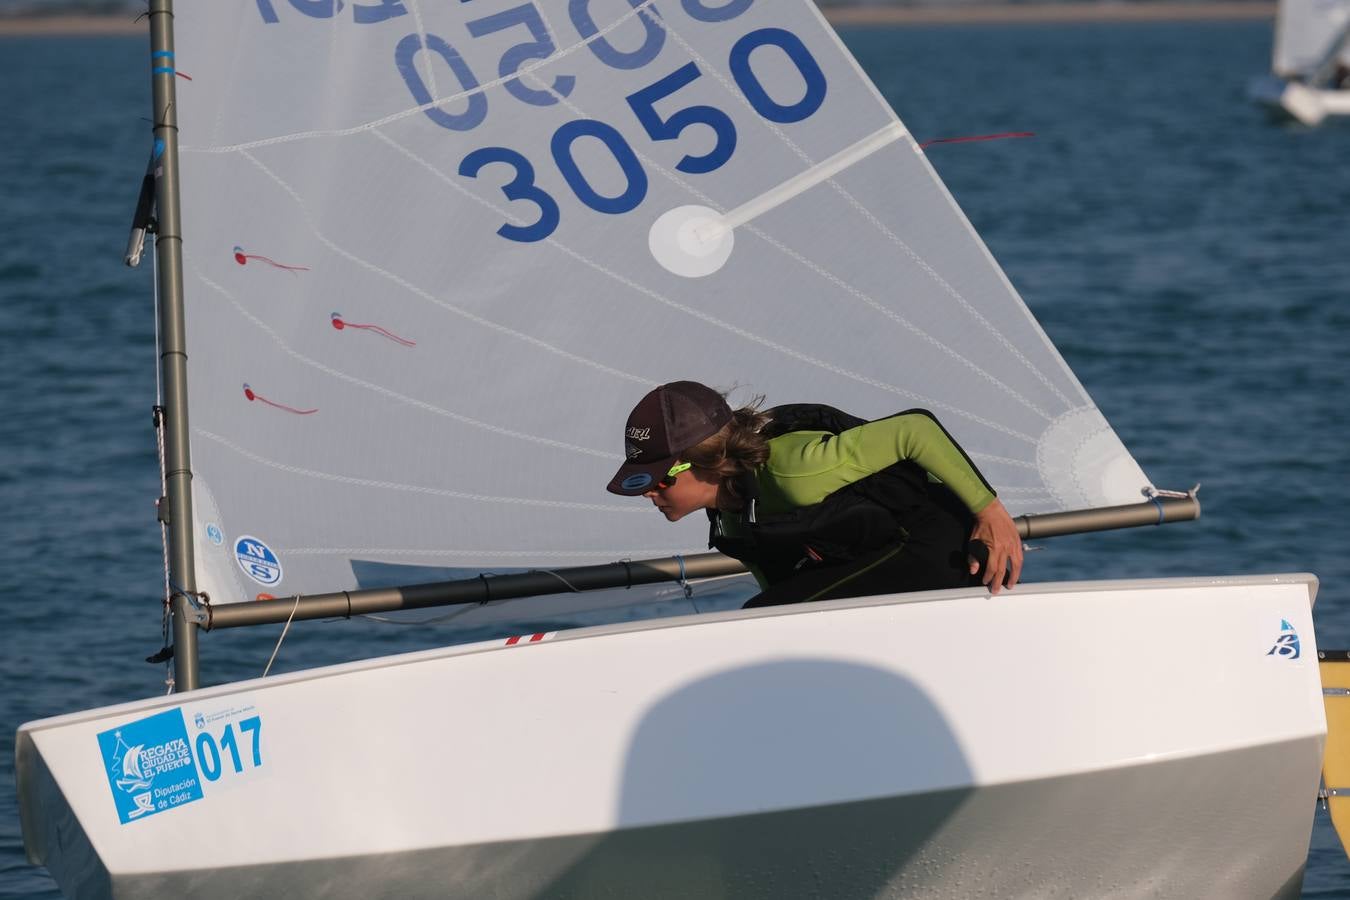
[{"x1": 656, "y1": 462, "x2": 692, "y2": 489}]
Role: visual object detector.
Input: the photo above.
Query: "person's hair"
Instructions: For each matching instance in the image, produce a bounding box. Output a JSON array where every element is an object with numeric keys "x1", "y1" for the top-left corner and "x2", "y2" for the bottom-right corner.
[{"x1": 682, "y1": 396, "x2": 771, "y2": 510}]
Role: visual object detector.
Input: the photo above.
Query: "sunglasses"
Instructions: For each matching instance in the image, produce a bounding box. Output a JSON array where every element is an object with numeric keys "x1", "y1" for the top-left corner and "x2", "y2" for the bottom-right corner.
[{"x1": 656, "y1": 462, "x2": 692, "y2": 489}]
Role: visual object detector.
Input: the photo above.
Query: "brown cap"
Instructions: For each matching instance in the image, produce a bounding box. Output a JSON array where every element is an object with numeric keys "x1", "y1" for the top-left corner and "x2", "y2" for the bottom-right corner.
[{"x1": 606, "y1": 382, "x2": 732, "y2": 495}]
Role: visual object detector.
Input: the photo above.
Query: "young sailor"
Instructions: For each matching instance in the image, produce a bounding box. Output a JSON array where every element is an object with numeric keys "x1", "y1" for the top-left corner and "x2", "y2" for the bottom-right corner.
[{"x1": 607, "y1": 381, "x2": 1023, "y2": 607}]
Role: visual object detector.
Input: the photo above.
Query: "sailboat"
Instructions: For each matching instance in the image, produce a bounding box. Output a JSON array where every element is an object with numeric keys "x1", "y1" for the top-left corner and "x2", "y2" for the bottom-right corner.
[
  {"x1": 110, "y1": 739, "x2": 151, "y2": 795},
  {"x1": 15, "y1": 1, "x2": 1329, "y2": 897},
  {"x1": 1250, "y1": 0, "x2": 1350, "y2": 124}
]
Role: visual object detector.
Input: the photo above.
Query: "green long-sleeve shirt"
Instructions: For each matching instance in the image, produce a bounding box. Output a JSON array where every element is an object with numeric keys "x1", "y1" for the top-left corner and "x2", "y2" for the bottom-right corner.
[
  {"x1": 751, "y1": 412, "x2": 996, "y2": 517},
  {"x1": 720, "y1": 412, "x2": 995, "y2": 589}
]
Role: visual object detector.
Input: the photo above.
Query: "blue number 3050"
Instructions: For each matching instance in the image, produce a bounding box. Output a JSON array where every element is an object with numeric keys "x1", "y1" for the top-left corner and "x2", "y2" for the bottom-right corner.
[{"x1": 461, "y1": 27, "x2": 827, "y2": 243}]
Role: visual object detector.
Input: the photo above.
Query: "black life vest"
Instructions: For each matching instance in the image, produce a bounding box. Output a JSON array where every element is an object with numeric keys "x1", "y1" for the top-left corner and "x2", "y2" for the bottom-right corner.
[{"x1": 708, "y1": 404, "x2": 980, "y2": 586}]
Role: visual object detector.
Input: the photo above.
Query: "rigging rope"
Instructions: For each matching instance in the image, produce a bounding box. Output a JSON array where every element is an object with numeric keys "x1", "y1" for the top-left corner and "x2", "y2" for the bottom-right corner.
[
  {"x1": 153, "y1": 401, "x2": 175, "y2": 694},
  {"x1": 360, "y1": 608, "x2": 478, "y2": 625},
  {"x1": 919, "y1": 131, "x2": 1035, "y2": 149},
  {"x1": 150, "y1": 242, "x2": 176, "y2": 694},
  {"x1": 262, "y1": 594, "x2": 303, "y2": 677},
  {"x1": 352, "y1": 559, "x2": 714, "y2": 628},
  {"x1": 675, "y1": 554, "x2": 702, "y2": 613}
]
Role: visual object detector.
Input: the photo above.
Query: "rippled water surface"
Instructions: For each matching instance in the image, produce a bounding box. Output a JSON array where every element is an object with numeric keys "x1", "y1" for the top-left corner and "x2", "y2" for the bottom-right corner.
[{"x1": 3, "y1": 20, "x2": 1349, "y2": 897}]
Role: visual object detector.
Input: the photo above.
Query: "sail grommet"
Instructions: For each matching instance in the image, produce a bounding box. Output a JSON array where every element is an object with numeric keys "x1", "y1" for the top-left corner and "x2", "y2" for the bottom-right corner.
[{"x1": 649, "y1": 205, "x2": 734, "y2": 278}]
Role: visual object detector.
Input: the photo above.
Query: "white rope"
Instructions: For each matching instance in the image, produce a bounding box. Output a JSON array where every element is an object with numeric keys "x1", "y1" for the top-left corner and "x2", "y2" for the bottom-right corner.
[{"x1": 262, "y1": 594, "x2": 303, "y2": 677}]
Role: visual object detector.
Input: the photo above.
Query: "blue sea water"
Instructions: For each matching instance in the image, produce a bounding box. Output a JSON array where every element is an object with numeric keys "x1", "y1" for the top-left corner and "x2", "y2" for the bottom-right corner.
[{"x1": 2, "y1": 19, "x2": 1349, "y2": 898}]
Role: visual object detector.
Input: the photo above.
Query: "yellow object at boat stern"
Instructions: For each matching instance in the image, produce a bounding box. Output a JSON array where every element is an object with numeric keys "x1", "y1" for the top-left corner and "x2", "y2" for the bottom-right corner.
[{"x1": 1319, "y1": 651, "x2": 1350, "y2": 859}]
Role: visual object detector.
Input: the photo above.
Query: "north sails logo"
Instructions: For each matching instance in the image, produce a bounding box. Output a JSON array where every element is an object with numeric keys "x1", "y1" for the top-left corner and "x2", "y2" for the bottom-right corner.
[
  {"x1": 1267, "y1": 619, "x2": 1301, "y2": 660},
  {"x1": 626, "y1": 426, "x2": 652, "y2": 441}
]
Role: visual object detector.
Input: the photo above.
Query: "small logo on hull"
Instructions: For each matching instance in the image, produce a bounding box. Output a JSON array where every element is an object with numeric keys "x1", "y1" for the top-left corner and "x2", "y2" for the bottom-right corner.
[{"x1": 1267, "y1": 619, "x2": 1301, "y2": 660}]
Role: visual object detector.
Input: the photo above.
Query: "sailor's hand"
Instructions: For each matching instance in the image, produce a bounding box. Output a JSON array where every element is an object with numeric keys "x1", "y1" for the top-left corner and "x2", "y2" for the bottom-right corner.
[{"x1": 968, "y1": 499, "x2": 1022, "y2": 595}]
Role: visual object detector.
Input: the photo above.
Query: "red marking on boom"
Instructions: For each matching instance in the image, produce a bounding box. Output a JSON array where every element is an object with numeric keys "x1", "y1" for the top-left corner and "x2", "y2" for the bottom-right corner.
[
  {"x1": 331, "y1": 312, "x2": 416, "y2": 347},
  {"x1": 233, "y1": 245, "x2": 309, "y2": 273},
  {"x1": 919, "y1": 131, "x2": 1034, "y2": 149},
  {"x1": 242, "y1": 383, "x2": 317, "y2": 415}
]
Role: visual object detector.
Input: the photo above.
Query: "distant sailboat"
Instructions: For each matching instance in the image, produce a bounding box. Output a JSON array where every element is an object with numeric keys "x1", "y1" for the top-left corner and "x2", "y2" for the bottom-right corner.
[
  {"x1": 1250, "y1": 0, "x2": 1350, "y2": 123},
  {"x1": 15, "y1": 1, "x2": 1330, "y2": 898}
]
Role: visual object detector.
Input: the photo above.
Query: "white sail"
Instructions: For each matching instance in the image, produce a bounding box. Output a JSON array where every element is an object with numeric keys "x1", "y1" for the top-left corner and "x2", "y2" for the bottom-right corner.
[
  {"x1": 1273, "y1": 0, "x2": 1350, "y2": 79},
  {"x1": 174, "y1": 0, "x2": 1153, "y2": 605}
]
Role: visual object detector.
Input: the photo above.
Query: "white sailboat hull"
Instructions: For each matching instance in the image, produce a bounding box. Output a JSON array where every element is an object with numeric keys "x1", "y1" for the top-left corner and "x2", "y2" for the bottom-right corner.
[
  {"x1": 18, "y1": 575, "x2": 1324, "y2": 899},
  {"x1": 1249, "y1": 74, "x2": 1350, "y2": 124}
]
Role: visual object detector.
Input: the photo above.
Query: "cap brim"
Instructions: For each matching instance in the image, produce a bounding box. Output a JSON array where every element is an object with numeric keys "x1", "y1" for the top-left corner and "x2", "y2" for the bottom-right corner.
[{"x1": 606, "y1": 456, "x2": 678, "y2": 496}]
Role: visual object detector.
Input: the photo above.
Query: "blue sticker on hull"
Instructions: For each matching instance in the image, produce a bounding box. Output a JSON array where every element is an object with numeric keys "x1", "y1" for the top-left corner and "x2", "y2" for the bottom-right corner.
[
  {"x1": 97, "y1": 708, "x2": 203, "y2": 824},
  {"x1": 1267, "y1": 619, "x2": 1301, "y2": 660}
]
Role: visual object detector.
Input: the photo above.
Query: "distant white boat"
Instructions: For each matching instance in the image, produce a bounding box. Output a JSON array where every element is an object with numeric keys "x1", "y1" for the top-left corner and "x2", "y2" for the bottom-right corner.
[
  {"x1": 14, "y1": 0, "x2": 1335, "y2": 897},
  {"x1": 1251, "y1": 0, "x2": 1350, "y2": 123}
]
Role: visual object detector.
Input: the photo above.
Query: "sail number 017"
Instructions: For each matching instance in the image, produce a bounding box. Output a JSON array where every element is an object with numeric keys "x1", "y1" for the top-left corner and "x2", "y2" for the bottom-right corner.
[{"x1": 194, "y1": 716, "x2": 263, "y2": 782}]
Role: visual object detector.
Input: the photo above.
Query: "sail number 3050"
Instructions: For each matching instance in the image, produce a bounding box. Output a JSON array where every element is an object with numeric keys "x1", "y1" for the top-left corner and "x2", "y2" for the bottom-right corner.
[
  {"x1": 253, "y1": 1, "x2": 830, "y2": 242},
  {"x1": 463, "y1": 27, "x2": 825, "y2": 242},
  {"x1": 195, "y1": 716, "x2": 263, "y2": 782}
]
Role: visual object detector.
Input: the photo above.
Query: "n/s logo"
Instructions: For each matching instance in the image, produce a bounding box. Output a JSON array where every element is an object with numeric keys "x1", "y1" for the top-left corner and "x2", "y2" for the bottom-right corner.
[
  {"x1": 1267, "y1": 619, "x2": 1301, "y2": 660},
  {"x1": 234, "y1": 535, "x2": 282, "y2": 587}
]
